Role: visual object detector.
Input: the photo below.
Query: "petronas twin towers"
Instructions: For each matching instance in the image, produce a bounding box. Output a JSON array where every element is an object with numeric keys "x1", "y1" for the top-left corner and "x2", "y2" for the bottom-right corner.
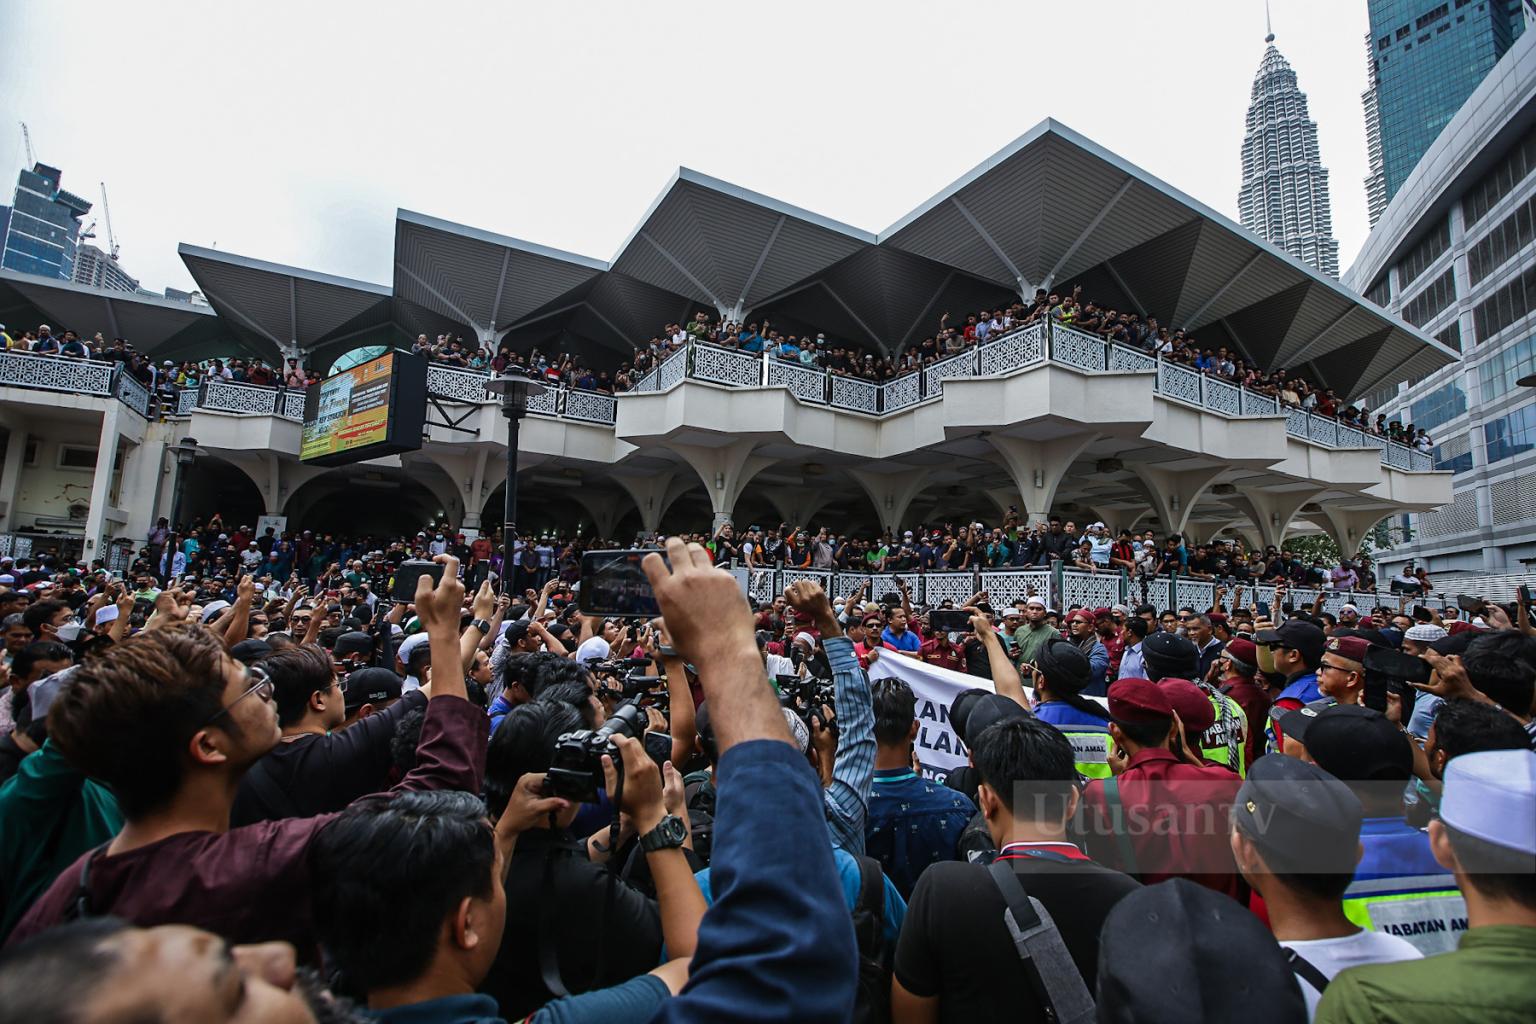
[{"x1": 1237, "y1": 29, "x2": 1341, "y2": 279}]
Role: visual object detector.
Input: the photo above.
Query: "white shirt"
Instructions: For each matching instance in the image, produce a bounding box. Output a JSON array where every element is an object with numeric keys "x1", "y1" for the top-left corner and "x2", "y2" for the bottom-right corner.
[{"x1": 1281, "y1": 929, "x2": 1421, "y2": 1020}]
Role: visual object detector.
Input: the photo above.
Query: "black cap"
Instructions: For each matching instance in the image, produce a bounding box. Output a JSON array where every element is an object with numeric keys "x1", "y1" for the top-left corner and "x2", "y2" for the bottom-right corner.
[
  {"x1": 1232, "y1": 754, "x2": 1363, "y2": 873},
  {"x1": 502, "y1": 619, "x2": 532, "y2": 645},
  {"x1": 948, "y1": 688, "x2": 993, "y2": 741},
  {"x1": 1305, "y1": 705, "x2": 1413, "y2": 782},
  {"x1": 1140, "y1": 631, "x2": 1199, "y2": 681},
  {"x1": 961, "y1": 694, "x2": 1033, "y2": 749},
  {"x1": 1275, "y1": 697, "x2": 1333, "y2": 745},
  {"x1": 228, "y1": 638, "x2": 272, "y2": 664},
  {"x1": 333, "y1": 631, "x2": 376, "y2": 658},
  {"x1": 1254, "y1": 619, "x2": 1325, "y2": 667},
  {"x1": 1097, "y1": 879, "x2": 1306, "y2": 1024},
  {"x1": 1036, "y1": 637, "x2": 1090, "y2": 693},
  {"x1": 343, "y1": 667, "x2": 403, "y2": 713}
]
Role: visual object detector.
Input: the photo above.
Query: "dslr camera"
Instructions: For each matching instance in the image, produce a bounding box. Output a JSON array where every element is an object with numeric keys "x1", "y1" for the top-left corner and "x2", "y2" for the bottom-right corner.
[{"x1": 543, "y1": 699, "x2": 647, "y2": 803}]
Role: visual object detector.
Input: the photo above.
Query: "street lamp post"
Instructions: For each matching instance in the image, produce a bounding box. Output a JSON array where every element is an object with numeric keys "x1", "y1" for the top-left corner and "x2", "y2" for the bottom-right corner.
[
  {"x1": 483, "y1": 368, "x2": 548, "y2": 593},
  {"x1": 167, "y1": 436, "x2": 202, "y2": 534}
]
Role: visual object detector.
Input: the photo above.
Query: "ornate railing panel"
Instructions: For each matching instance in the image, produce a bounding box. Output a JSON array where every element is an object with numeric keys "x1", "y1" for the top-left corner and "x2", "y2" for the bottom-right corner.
[
  {"x1": 1157, "y1": 361, "x2": 1204, "y2": 406},
  {"x1": 1050, "y1": 326, "x2": 1107, "y2": 372},
  {"x1": 768, "y1": 360, "x2": 829, "y2": 404},
  {"x1": 113, "y1": 371, "x2": 151, "y2": 417},
  {"x1": 691, "y1": 344, "x2": 761, "y2": 387},
  {"x1": 980, "y1": 324, "x2": 1047, "y2": 374},
  {"x1": 1203, "y1": 377, "x2": 1241, "y2": 416},
  {"x1": 279, "y1": 389, "x2": 307, "y2": 421},
  {"x1": 978, "y1": 569, "x2": 1053, "y2": 607},
  {"x1": 1061, "y1": 569, "x2": 1124, "y2": 610},
  {"x1": 561, "y1": 388, "x2": 616, "y2": 424},
  {"x1": 883, "y1": 372, "x2": 921, "y2": 412},
  {"x1": 1108, "y1": 344, "x2": 1156, "y2": 373},
  {"x1": 923, "y1": 350, "x2": 976, "y2": 398},
  {"x1": 202, "y1": 380, "x2": 278, "y2": 415},
  {"x1": 829, "y1": 374, "x2": 879, "y2": 414},
  {"x1": 0, "y1": 352, "x2": 115, "y2": 395},
  {"x1": 426, "y1": 364, "x2": 492, "y2": 403}
]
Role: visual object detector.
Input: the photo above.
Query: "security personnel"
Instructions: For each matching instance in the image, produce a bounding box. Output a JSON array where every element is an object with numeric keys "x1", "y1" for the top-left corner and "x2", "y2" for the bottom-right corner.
[
  {"x1": 1304, "y1": 705, "x2": 1466, "y2": 956},
  {"x1": 1318, "y1": 749, "x2": 1536, "y2": 1023},
  {"x1": 1255, "y1": 619, "x2": 1326, "y2": 752},
  {"x1": 1141, "y1": 632, "x2": 1248, "y2": 775},
  {"x1": 1028, "y1": 638, "x2": 1114, "y2": 779}
]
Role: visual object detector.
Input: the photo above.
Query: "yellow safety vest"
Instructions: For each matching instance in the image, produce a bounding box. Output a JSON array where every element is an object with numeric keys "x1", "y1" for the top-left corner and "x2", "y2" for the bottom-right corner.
[
  {"x1": 1199, "y1": 689, "x2": 1248, "y2": 777},
  {"x1": 1058, "y1": 725, "x2": 1114, "y2": 780},
  {"x1": 1342, "y1": 875, "x2": 1467, "y2": 956}
]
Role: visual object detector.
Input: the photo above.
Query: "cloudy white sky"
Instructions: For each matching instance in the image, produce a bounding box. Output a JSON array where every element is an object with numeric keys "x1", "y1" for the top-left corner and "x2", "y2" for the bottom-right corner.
[{"x1": 2, "y1": 0, "x2": 1379, "y2": 296}]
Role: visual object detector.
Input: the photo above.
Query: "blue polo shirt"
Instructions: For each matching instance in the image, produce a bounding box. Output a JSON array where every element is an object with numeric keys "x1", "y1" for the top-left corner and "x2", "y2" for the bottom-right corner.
[{"x1": 881, "y1": 627, "x2": 921, "y2": 653}]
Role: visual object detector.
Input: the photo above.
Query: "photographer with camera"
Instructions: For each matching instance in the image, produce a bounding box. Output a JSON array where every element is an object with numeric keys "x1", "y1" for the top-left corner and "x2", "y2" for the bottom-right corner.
[{"x1": 481, "y1": 693, "x2": 703, "y2": 1019}]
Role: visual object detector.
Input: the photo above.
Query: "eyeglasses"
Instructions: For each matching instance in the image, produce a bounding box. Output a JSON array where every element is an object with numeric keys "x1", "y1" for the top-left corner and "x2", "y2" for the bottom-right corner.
[
  {"x1": 204, "y1": 665, "x2": 273, "y2": 726},
  {"x1": 1318, "y1": 660, "x2": 1355, "y2": 676}
]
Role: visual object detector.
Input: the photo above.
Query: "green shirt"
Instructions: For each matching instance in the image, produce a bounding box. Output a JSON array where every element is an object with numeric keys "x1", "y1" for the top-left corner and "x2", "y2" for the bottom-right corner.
[
  {"x1": 1013, "y1": 622, "x2": 1056, "y2": 667},
  {"x1": 1316, "y1": 925, "x2": 1536, "y2": 1024},
  {"x1": 0, "y1": 740, "x2": 123, "y2": 939}
]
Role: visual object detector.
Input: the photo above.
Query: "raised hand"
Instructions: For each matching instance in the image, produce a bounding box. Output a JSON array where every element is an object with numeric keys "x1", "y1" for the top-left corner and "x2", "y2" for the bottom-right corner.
[{"x1": 414, "y1": 554, "x2": 465, "y2": 635}]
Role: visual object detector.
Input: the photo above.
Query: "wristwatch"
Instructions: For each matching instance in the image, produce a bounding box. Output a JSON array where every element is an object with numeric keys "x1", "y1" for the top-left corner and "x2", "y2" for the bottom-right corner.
[
  {"x1": 471, "y1": 618, "x2": 491, "y2": 634},
  {"x1": 639, "y1": 814, "x2": 688, "y2": 853}
]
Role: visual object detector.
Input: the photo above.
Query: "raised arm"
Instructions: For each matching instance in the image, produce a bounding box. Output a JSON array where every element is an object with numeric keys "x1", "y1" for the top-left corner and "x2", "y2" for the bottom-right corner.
[
  {"x1": 461, "y1": 580, "x2": 495, "y2": 671},
  {"x1": 969, "y1": 608, "x2": 1026, "y2": 708},
  {"x1": 787, "y1": 579, "x2": 872, "y2": 853}
]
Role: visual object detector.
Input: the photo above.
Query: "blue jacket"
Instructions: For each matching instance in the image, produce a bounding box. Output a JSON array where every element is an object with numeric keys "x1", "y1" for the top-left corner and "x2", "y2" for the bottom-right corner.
[
  {"x1": 660, "y1": 741, "x2": 859, "y2": 1022},
  {"x1": 865, "y1": 768, "x2": 975, "y2": 899}
]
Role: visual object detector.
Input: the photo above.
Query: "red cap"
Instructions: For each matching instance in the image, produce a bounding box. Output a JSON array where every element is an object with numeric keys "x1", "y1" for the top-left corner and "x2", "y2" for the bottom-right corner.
[
  {"x1": 1447, "y1": 621, "x2": 1481, "y2": 636},
  {"x1": 1158, "y1": 679, "x2": 1215, "y2": 733},
  {"x1": 1065, "y1": 609, "x2": 1094, "y2": 626},
  {"x1": 1325, "y1": 635, "x2": 1372, "y2": 665},
  {"x1": 1207, "y1": 611, "x2": 1228, "y2": 626},
  {"x1": 1223, "y1": 637, "x2": 1258, "y2": 669},
  {"x1": 1108, "y1": 678, "x2": 1173, "y2": 724},
  {"x1": 1093, "y1": 606, "x2": 1113, "y2": 619}
]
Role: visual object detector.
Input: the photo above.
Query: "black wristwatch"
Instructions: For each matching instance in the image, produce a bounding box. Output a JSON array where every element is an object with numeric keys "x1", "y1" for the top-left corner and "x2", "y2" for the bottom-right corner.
[
  {"x1": 639, "y1": 814, "x2": 688, "y2": 853},
  {"x1": 471, "y1": 618, "x2": 491, "y2": 634}
]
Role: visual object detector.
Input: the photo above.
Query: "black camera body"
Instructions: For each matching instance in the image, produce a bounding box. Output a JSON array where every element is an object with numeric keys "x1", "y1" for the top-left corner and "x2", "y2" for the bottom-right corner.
[
  {"x1": 391, "y1": 559, "x2": 444, "y2": 602},
  {"x1": 543, "y1": 699, "x2": 647, "y2": 803}
]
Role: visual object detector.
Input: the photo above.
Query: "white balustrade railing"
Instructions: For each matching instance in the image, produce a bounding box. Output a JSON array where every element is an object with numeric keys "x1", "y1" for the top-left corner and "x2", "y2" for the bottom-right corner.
[
  {"x1": 562, "y1": 388, "x2": 616, "y2": 423},
  {"x1": 657, "y1": 348, "x2": 688, "y2": 391},
  {"x1": 1203, "y1": 377, "x2": 1242, "y2": 416},
  {"x1": 0, "y1": 352, "x2": 116, "y2": 395},
  {"x1": 201, "y1": 380, "x2": 279, "y2": 415},
  {"x1": 978, "y1": 569, "x2": 1053, "y2": 607},
  {"x1": 279, "y1": 389, "x2": 307, "y2": 421},
  {"x1": 113, "y1": 371, "x2": 152, "y2": 417},
  {"x1": 883, "y1": 371, "x2": 921, "y2": 412},
  {"x1": 176, "y1": 387, "x2": 199, "y2": 416},
  {"x1": 1108, "y1": 343, "x2": 1156, "y2": 373},
  {"x1": 425, "y1": 364, "x2": 492, "y2": 403},
  {"x1": 1241, "y1": 389, "x2": 1280, "y2": 416},
  {"x1": 767, "y1": 359, "x2": 829, "y2": 404},
  {"x1": 631, "y1": 365, "x2": 661, "y2": 393},
  {"x1": 923, "y1": 350, "x2": 976, "y2": 398},
  {"x1": 691, "y1": 343, "x2": 762, "y2": 387},
  {"x1": 1060, "y1": 569, "x2": 1125, "y2": 611},
  {"x1": 1157, "y1": 360, "x2": 1204, "y2": 406},
  {"x1": 1049, "y1": 325, "x2": 1108, "y2": 371},
  {"x1": 829, "y1": 373, "x2": 879, "y2": 414},
  {"x1": 980, "y1": 323, "x2": 1047, "y2": 374}
]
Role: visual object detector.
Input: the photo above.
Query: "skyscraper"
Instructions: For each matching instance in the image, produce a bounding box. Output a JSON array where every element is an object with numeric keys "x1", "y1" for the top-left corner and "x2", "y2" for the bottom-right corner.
[
  {"x1": 71, "y1": 242, "x2": 140, "y2": 293},
  {"x1": 0, "y1": 163, "x2": 92, "y2": 281},
  {"x1": 1363, "y1": 0, "x2": 1527, "y2": 220},
  {"x1": 1238, "y1": 29, "x2": 1341, "y2": 278}
]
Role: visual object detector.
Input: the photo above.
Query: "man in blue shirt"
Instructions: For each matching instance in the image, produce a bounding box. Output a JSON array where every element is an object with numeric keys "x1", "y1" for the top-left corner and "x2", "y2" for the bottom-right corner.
[
  {"x1": 864, "y1": 678, "x2": 975, "y2": 898},
  {"x1": 881, "y1": 606, "x2": 922, "y2": 655}
]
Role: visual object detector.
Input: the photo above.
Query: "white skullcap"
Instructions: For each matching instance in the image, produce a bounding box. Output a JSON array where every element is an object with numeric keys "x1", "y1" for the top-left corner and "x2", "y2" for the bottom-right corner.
[
  {"x1": 1404, "y1": 623, "x2": 1447, "y2": 642},
  {"x1": 1439, "y1": 749, "x2": 1536, "y2": 856}
]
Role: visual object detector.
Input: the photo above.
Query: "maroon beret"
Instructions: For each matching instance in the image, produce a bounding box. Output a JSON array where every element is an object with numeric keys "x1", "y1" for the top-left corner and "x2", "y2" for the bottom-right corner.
[
  {"x1": 1108, "y1": 677, "x2": 1173, "y2": 724},
  {"x1": 1158, "y1": 679, "x2": 1215, "y2": 734},
  {"x1": 1325, "y1": 635, "x2": 1372, "y2": 665}
]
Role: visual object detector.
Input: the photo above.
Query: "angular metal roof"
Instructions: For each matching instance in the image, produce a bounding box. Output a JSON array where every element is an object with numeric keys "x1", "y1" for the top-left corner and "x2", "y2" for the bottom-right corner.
[
  {"x1": 393, "y1": 209, "x2": 606, "y2": 342},
  {"x1": 609, "y1": 169, "x2": 875, "y2": 316},
  {"x1": 179, "y1": 244, "x2": 395, "y2": 365},
  {"x1": 878, "y1": 119, "x2": 1457, "y2": 398},
  {"x1": 0, "y1": 268, "x2": 227, "y2": 359}
]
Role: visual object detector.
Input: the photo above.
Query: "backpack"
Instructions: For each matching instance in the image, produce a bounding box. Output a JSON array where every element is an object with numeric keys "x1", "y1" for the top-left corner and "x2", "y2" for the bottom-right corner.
[{"x1": 850, "y1": 854, "x2": 892, "y2": 1024}]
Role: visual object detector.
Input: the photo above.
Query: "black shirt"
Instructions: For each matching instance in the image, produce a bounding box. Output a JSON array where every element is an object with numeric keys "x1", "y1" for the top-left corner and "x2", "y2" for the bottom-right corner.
[
  {"x1": 894, "y1": 851, "x2": 1141, "y2": 1023},
  {"x1": 483, "y1": 827, "x2": 662, "y2": 1019},
  {"x1": 229, "y1": 690, "x2": 427, "y2": 825}
]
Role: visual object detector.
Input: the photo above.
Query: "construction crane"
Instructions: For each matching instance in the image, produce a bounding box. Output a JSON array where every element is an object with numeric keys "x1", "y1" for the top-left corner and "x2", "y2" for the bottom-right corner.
[
  {"x1": 100, "y1": 182, "x2": 119, "y2": 260},
  {"x1": 19, "y1": 121, "x2": 34, "y2": 166}
]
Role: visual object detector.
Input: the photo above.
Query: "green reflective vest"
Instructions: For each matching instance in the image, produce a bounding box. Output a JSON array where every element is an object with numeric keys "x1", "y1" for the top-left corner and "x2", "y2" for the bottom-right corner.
[
  {"x1": 1199, "y1": 688, "x2": 1248, "y2": 777},
  {"x1": 1058, "y1": 725, "x2": 1114, "y2": 780},
  {"x1": 1341, "y1": 875, "x2": 1467, "y2": 957}
]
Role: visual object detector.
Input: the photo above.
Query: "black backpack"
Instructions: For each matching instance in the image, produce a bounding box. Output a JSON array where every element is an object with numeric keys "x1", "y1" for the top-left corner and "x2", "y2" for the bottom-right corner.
[{"x1": 850, "y1": 854, "x2": 892, "y2": 1024}]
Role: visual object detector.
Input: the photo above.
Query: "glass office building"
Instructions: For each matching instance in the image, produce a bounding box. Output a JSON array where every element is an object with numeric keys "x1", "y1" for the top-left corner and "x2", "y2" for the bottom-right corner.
[
  {"x1": 1347, "y1": 31, "x2": 1536, "y2": 571},
  {"x1": 0, "y1": 163, "x2": 92, "y2": 281},
  {"x1": 1363, "y1": 0, "x2": 1527, "y2": 222}
]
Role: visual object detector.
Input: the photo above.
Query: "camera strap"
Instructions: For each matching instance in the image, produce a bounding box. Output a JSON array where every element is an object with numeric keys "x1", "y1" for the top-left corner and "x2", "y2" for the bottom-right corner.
[{"x1": 537, "y1": 771, "x2": 624, "y2": 999}]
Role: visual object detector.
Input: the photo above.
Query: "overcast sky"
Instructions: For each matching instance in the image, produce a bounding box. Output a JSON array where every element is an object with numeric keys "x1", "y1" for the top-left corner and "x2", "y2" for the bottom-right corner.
[{"x1": 1, "y1": 0, "x2": 1378, "y2": 298}]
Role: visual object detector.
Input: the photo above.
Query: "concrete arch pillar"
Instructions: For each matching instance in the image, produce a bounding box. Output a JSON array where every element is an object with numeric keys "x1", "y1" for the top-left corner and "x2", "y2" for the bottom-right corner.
[
  {"x1": 983, "y1": 487, "x2": 1026, "y2": 522},
  {"x1": 1224, "y1": 486, "x2": 1326, "y2": 550},
  {"x1": 572, "y1": 491, "x2": 625, "y2": 540},
  {"x1": 423, "y1": 449, "x2": 494, "y2": 533},
  {"x1": 850, "y1": 467, "x2": 935, "y2": 536},
  {"x1": 666, "y1": 440, "x2": 775, "y2": 532},
  {"x1": 987, "y1": 433, "x2": 1099, "y2": 525},
  {"x1": 765, "y1": 485, "x2": 833, "y2": 533},
  {"x1": 1304, "y1": 506, "x2": 1391, "y2": 560},
  {"x1": 1126, "y1": 464, "x2": 1228, "y2": 540}
]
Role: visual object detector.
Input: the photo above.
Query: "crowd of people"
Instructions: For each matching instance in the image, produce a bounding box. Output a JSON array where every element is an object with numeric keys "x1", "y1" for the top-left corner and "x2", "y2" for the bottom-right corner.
[
  {"x1": 596, "y1": 295, "x2": 1434, "y2": 450},
  {"x1": 3, "y1": 299, "x2": 1437, "y2": 450},
  {"x1": 0, "y1": 501, "x2": 1530, "y2": 1023}
]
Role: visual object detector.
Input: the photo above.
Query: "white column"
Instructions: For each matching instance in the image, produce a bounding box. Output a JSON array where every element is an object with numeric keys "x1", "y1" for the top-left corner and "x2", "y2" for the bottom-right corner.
[
  {"x1": 82, "y1": 403, "x2": 122, "y2": 566},
  {"x1": 1126, "y1": 464, "x2": 1228, "y2": 539},
  {"x1": 987, "y1": 433, "x2": 1098, "y2": 524},
  {"x1": 850, "y1": 467, "x2": 935, "y2": 536},
  {"x1": 667, "y1": 440, "x2": 775, "y2": 534},
  {"x1": 0, "y1": 426, "x2": 28, "y2": 532}
]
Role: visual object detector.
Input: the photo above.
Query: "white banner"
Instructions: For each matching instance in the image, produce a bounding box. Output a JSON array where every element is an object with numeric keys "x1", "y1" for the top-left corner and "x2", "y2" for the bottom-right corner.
[
  {"x1": 867, "y1": 650, "x2": 1107, "y2": 784},
  {"x1": 867, "y1": 654, "x2": 1006, "y2": 783}
]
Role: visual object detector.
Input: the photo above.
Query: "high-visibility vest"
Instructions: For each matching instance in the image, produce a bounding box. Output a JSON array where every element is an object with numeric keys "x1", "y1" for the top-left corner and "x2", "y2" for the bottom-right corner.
[
  {"x1": 1199, "y1": 687, "x2": 1248, "y2": 777},
  {"x1": 1341, "y1": 875, "x2": 1466, "y2": 957},
  {"x1": 1058, "y1": 725, "x2": 1114, "y2": 780}
]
